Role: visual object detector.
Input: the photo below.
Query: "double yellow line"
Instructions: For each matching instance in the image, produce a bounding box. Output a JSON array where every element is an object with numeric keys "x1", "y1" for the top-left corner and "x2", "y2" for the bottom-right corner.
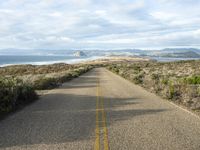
[{"x1": 95, "y1": 79, "x2": 109, "y2": 150}]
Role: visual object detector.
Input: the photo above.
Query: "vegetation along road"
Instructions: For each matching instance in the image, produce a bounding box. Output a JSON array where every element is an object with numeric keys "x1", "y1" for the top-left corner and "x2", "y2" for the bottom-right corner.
[{"x1": 0, "y1": 68, "x2": 200, "y2": 150}]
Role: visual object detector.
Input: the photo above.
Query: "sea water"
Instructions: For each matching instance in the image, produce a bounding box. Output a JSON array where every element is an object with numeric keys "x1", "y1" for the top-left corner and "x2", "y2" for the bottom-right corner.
[{"x1": 0, "y1": 55, "x2": 102, "y2": 66}]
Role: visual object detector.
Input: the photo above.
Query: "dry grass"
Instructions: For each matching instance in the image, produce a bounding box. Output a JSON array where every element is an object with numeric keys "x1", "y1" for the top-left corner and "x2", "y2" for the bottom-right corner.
[
  {"x1": 0, "y1": 63, "x2": 94, "y2": 115},
  {"x1": 107, "y1": 60, "x2": 200, "y2": 111}
]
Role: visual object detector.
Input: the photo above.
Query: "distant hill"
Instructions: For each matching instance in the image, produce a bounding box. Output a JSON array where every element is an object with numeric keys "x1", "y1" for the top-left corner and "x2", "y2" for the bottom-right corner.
[
  {"x1": 137, "y1": 48, "x2": 200, "y2": 58},
  {"x1": 1, "y1": 48, "x2": 200, "y2": 59},
  {"x1": 160, "y1": 51, "x2": 200, "y2": 58},
  {"x1": 161, "y1": 48, "x2": 200, "y2": 54}
]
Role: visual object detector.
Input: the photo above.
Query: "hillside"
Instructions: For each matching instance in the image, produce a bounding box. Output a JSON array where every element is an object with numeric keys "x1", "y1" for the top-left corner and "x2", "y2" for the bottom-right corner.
[{"x1": 160, "y1": 51, "x2": 200, "y2": 58}]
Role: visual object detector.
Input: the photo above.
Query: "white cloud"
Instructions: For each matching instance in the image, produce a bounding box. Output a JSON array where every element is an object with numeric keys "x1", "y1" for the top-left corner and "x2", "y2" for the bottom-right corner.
[
  {"x1": 151, "y1": 11, "x2": 178, "y2": 21},
  {"x1": 0, "y1": 9, "x2": 14, "y2": 13},
  {"x1": 48, "y1": 12, "x2": 63, "y2": 17},
  {"x1": 0, "y1": 0, "x2": 200, "y2": 50}
]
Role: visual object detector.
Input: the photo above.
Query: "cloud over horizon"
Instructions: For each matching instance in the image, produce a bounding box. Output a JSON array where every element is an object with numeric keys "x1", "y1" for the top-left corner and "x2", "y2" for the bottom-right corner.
[{"x1": 0, "y1": 0, "x2": 200, "y2": 50}]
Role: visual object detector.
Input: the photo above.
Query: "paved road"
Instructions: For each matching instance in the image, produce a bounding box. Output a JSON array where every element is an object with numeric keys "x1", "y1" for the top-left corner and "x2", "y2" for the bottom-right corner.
[{"x1": 0, "y1": 68, "x2": 200, "y2": 150}]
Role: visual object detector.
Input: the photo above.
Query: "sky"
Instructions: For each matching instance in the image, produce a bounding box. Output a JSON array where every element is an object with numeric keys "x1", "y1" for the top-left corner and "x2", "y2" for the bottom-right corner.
[{"x1": 0, "y1": 0, "x2": 200, "y2": 50}]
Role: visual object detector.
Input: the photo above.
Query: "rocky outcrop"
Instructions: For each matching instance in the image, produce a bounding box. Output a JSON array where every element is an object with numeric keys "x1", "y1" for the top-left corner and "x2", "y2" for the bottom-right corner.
[{"x1": 73, "y1": 51, "x2": 86, "y2": 57}]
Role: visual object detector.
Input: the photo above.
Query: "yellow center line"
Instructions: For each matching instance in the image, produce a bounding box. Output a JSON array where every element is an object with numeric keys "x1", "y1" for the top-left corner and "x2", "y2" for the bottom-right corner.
[
  {"x1": 95, "y1": 79, "x2": 100, "y2": 150},
  {"x1": 95, "y1": 78, "x2": 109, "y2": 150},
  {"x1": 100, "y1": 93, "x2": 109, "y2": 150}
]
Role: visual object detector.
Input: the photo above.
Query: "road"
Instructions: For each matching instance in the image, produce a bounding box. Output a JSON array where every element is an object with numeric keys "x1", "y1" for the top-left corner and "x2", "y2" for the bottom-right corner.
[{"x1": 0, "y1": 68, "x2": 200, "y2": 150}]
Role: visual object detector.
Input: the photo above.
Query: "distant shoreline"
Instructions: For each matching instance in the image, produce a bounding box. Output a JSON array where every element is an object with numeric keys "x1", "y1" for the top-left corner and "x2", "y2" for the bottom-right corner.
[
  {"x1": 0, "y1": 56, "x2": 105, "y2": 67},
  {"x1": 1, "y1": 55, "x2": 200, "y2": 67}
]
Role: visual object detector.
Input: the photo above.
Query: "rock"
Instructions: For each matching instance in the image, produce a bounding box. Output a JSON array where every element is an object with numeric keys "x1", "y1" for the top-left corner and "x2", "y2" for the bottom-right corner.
[{"x1": 73, "y1": 51, "x2": 86, "y2": 57}]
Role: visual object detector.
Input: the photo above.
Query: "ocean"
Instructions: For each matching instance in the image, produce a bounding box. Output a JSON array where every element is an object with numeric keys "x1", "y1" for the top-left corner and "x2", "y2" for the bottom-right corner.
[
  {"x1": 0, "y1": 55, "x2": 199, "y2": 67},
  {"x1": 150, "y1": 57, "x2": 200, "y2": 62},
  {"x1": 0, "y1": 55, "x2": 102, "y2": 67}
]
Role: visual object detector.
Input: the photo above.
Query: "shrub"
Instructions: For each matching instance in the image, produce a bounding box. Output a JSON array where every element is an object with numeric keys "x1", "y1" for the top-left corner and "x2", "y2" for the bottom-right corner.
[
  {"x1": 133, "y1": 74, "x2": 144, "y2": 84},
  {"x1": 161, "y1": 79, "x2": 168, "y2": 85},
  {"x1": 32, "y1": 66, "x2": 93, "y2": 90},
  {"x1": 132, "y1": 65, "x2": 141, "y2": 74},
  {"x1": 151, "y1": 73, "x2": 160, "y2": 80},
  {"x1": 17, "y1": 85, "x2": 38, "y2": 105},
  {"x1": 168, "y1": 82, "x2": 181, "y2": 100},
  {"x1": 0, "y1": 77, "x2": 37, "y2": 114},
  {"x1": 113, "y1": 67, "x2": 119, "y2": 74},
  {"x1": 184, "y1": 76, "x2": 200, "y2": 84},
  {"x1": 169, "y1": 83, "x2": 175, "y2": 99},
  {"x1": 70, "y1": 70, "x2": 80, "y2": 78},
  {"x1": 33, "y1": 77, "x2": 59, "y2": 90},
  {"x1": 57, "y1": 73, "x2": 73, "y2": 83}
]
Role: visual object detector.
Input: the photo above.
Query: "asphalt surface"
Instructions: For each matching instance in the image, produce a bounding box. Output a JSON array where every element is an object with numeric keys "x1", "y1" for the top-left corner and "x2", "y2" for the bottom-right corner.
[{"x1": 0, "y1": 68, "x2": 200, "y2": 150}]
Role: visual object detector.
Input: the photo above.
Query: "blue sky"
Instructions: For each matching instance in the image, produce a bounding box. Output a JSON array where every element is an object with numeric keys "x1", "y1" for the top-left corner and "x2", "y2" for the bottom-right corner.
[{"x1": 0, "y1": 0, "x2": 200, "y2": 50}]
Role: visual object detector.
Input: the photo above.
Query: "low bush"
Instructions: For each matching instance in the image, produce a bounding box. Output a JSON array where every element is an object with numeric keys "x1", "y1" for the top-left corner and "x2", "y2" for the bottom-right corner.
[
  {"x1": 107, "y1": 65, "x2": 120, "y2": 74},
  {"x1": 33, "y1": 77, "x2": 59, "y2": 90},
  {"x1": 133, "y1": 74, "x2": 144, "y2": 84},
  {"x1": 57, "y1": 73, "x2": 73, "y2": 83},
  {"x1": 0, "y1": 77, "x2": 37, "y2": 114},
  {"x1": 161, "y1": 78, "x2": 168, "y2": 85},
  {"x1": 168, "y1": 82, "x2": 175, "y2": 99},
  {"x1": 151, "y1": 74, "x2": 160, "y2": 80},
  {"x1": 32, "y1": 65, "x2": 93, "y2": 90},
  {"x1": 184, "y1": 76, "x2": 200, "y2": 84},
  {"x1": 132, "y1": 65, "x2": 141, "y2": 74}
]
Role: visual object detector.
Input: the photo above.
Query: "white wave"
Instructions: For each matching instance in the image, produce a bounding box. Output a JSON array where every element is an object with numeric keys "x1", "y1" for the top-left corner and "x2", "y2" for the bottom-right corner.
[{"x1": 0, "y1": 56, "x2": 105, "y2": 67}]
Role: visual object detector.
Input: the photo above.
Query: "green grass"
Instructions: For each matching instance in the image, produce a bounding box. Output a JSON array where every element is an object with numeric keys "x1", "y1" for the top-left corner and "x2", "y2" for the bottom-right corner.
[{"x1": 183, "y1": 76, "x2": 200, "y2": 84}]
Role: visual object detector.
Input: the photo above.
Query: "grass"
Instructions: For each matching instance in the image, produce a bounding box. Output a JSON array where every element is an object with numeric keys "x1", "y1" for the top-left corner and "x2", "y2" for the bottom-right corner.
[{"x1": 183, "y1": 76, "x2": 200, "y2": 84}]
